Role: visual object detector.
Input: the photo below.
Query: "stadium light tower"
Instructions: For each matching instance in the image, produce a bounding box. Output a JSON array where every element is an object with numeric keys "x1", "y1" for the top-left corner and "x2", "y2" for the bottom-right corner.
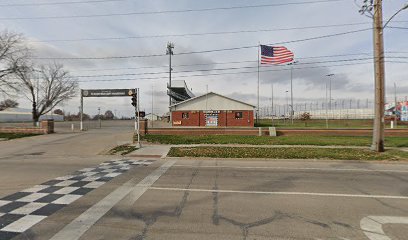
[{"x1": 166, "y1": 42, "x2": 174, "y2": 121}]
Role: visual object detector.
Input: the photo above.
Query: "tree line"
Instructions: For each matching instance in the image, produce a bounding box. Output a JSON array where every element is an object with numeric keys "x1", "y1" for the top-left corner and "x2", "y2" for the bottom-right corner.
[
  {"x1": 0, "y1": 30, "x2": 78, "y2": 125},
  {"x1": 53, "y1": 109, "x2": 117, "y2": 121}
]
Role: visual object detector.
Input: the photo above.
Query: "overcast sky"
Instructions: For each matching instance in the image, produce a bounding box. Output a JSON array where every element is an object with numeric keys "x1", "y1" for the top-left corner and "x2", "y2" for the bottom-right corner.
[{"x1": 0, "y1": 0, "x2": 407, "y2": 117}]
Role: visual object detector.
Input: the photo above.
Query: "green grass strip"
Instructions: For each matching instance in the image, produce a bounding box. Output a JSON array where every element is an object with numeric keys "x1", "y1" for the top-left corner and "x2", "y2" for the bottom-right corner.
[
  {"x1": 0, "y1": 133, "x2": 41, "y2": 140},
  {"x1": 108, "y1": 145, "x2": 138, "y2": 155},
  {"x1": 143, "y1": 135, "x2": 408, "y2": 148},
  {"x1": 168, "y1": 147, "x2": 408, "y2": 161}
]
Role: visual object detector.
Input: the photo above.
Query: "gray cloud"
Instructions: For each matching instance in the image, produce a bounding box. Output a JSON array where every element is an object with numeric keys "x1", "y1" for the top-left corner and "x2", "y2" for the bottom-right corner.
[{"x1": 2, "y1": 0, "x2": 407, "y2": 115}]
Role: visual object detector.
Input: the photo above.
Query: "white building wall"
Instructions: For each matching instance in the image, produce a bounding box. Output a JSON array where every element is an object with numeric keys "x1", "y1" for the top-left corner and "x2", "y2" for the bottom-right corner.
[{"x1": 294, "y1": 108, "x2": 374, "y2": 119}]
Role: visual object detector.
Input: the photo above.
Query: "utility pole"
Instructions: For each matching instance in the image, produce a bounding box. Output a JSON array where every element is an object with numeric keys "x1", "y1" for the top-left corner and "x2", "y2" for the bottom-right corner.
[
  {"x1": 372, "y1": 0, "x2": 385, "y2": 152},
  {"x1": 166, "y1": 42, "x2": 174, "y2": 122},
  {"x1": 357, "y1": 0, "x2": 407, "y2": 152}
]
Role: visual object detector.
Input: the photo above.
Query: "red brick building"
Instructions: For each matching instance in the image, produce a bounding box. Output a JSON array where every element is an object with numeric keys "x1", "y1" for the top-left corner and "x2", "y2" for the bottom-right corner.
[{"x1": 170, "y1": 92, "x2": 255, "y2": 127}]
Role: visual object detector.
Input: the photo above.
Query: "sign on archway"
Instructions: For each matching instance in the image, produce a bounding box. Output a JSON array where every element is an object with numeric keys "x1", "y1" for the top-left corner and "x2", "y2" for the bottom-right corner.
[
  {"x1": 82, "y1": 89, "x2": 135, "y2": 98},
  {"x1": 80, "y1": 88, "x2": 141, "y2": 146}
]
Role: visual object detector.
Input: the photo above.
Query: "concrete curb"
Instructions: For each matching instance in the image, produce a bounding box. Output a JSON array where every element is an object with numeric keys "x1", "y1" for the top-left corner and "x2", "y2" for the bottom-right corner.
[{"x1": 163, "y1": 156, "x2": 408, "y2": 164}]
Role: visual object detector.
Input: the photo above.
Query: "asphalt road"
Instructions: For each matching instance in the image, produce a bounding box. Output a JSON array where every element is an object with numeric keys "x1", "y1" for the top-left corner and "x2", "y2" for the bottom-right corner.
[{"x1": 1, "y1": 123, "x2": 407, "y2": 240}]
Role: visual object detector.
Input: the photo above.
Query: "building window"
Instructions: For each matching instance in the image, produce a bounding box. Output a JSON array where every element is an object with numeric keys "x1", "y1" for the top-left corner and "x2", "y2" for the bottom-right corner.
[
  {"x1": 235, "y1": 112, "x2": 243, "y2": 119},
  {"x1": 182, "y1": 112, "x2": 189, "y2": 119}
]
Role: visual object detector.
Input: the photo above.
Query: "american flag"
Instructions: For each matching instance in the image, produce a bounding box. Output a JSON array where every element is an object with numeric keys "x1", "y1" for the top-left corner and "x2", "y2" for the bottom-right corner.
[{"x1": 260, "y1": 45, "x2": 294, "y2": 65}]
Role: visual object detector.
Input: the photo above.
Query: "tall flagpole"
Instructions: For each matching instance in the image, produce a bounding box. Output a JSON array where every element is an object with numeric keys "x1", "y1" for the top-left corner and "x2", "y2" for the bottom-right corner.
[{"x1": 257, "y1": 43, "x2": 260, "y2": 124}]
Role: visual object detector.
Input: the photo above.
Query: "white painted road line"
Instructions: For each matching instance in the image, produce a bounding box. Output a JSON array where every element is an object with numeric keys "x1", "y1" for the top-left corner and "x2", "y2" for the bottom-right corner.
[
  {"x1": 148, "y1": 187, "x2": 408, "y2": 200},
  {"x1": 360, "y1": 216, "x2": 408, "y2": 240},
  {"x1": 49, "y1": 160, "x2": 176, "y2": 240},
  {"x1": 172, "y1": 164, "x2": 408, "y2": 173}
]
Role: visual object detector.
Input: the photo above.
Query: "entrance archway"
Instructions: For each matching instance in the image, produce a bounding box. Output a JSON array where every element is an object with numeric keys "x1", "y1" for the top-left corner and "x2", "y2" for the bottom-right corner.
[{"x1": 80, "y1": 88, "x2": 141, "y2": 145}]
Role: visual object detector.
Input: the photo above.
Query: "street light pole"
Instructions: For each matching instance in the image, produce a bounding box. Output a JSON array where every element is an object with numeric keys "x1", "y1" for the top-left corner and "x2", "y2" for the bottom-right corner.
[
  {"x1": 329, "y1": 78, "x2": 332, "y2": 110},
  {"x1": 285, "y1": 90, "x2": 289, "y2": 124},
  {"x1": 325, "y1": 81, "x2": 329, "y2": 129},
  {"x1": 98, "y1": 107, "x2": 101, "y2": 129},
  {"x1": 325, "y1": 74, "x2": 334, "y2": 128},
  {"x1": 289, "y1": 61, "x2": 298, "y2": 124},
  {"x1": 271, "y1": 83, "x2": 274, "y2": 125}
]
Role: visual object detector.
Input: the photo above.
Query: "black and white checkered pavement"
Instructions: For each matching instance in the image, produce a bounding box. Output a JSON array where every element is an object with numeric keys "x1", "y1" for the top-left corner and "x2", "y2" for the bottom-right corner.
[{"x1": 0, "y1": 159, "x2": 154, "y2": 240}]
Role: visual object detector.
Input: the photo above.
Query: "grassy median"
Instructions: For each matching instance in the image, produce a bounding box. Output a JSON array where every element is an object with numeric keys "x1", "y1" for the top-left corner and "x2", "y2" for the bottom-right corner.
[
  {"x1": 168, "y1": 147, "x2": 408, "y2": 161},
  {"x1": 144, "y1": 135, "x2": 408, "y2": 148},
  {"x1": 108, "y1": 144, "x2": 138, "y2": 155},
  {"x1": 255, "y1": 119, "x2": 408, "y2": 129}
]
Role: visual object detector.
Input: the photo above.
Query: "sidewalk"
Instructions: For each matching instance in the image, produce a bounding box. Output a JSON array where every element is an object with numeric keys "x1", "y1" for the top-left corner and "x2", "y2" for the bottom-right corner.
[{"x1": 127, "y1": 143, "x2": 171, "y2": 158}]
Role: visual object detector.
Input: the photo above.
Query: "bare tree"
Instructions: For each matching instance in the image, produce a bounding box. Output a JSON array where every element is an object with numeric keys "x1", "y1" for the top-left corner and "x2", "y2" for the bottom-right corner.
[
  {"x1": 14, "y1": 62, "x2": 78, "y2": 125},
  {"x1": 53, "y1": 109, "x2": 64, "y2": 115},
  {"x1": 0, "y1": 99, "x2": 18, "y2": 111},
  {"x1": 104, "y1": 110, "x2": 114, "y2": 120},
  {"x1": 0, "y1": 30, "x2": 30, "y2": 95}
]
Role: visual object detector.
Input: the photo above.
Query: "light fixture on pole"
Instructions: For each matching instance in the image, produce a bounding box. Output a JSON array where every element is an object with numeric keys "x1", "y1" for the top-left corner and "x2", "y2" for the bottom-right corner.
[{"x1": 383, "y1": 3, "x2": 408, "y2": 28}]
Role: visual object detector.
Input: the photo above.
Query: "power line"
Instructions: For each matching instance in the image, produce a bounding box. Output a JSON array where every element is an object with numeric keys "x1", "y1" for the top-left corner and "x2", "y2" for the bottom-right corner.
[
  {"x1": 77, "y1": 61, "x2": 375, "y2": 82},
  {"x1": 177, "y1": 28, "x2": 371, "y2": 55},
  {"x1": 72, "y1": 52, "x2": 406, "y2": 73},
  {"x1": 32, "y1": 28, "x2": 371, "y2": 60},
  {"x1": 76, "y1": 58, "x2": 407, "y2": 82},
  {"x1": 0, "y1": 0, "x2": 126, "y2": 7},
  {"x1": 73, "y1": 57, "x2": 375, "y2": 78},
  {"x1": 0, "y1": 0, "x2": 345, "y2": 20},
  {"x1": 32, "y1": 53, "x2": 166, "y2": 60},
  {"x1": 32, "y1": 22, "x2": 372, "y2": 43},
  {"x1": 387, "y1": 26, "x2": 408, "y2": 30}
]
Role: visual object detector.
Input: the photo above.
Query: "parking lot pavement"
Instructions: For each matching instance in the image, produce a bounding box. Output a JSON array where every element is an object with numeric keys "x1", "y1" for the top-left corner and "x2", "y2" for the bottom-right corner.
[{"x1": 6, "y1": 158, "x2": 406, "y2": 240}]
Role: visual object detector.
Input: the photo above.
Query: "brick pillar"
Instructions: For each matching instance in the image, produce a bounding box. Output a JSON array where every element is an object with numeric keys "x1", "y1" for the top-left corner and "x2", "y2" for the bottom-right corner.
[
  {"x1": 139, "y1": 119, "x2": 148, "y2": 136},
  {"x1": 40, "y1": 119, "x2": 54, "y2": 134}
]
